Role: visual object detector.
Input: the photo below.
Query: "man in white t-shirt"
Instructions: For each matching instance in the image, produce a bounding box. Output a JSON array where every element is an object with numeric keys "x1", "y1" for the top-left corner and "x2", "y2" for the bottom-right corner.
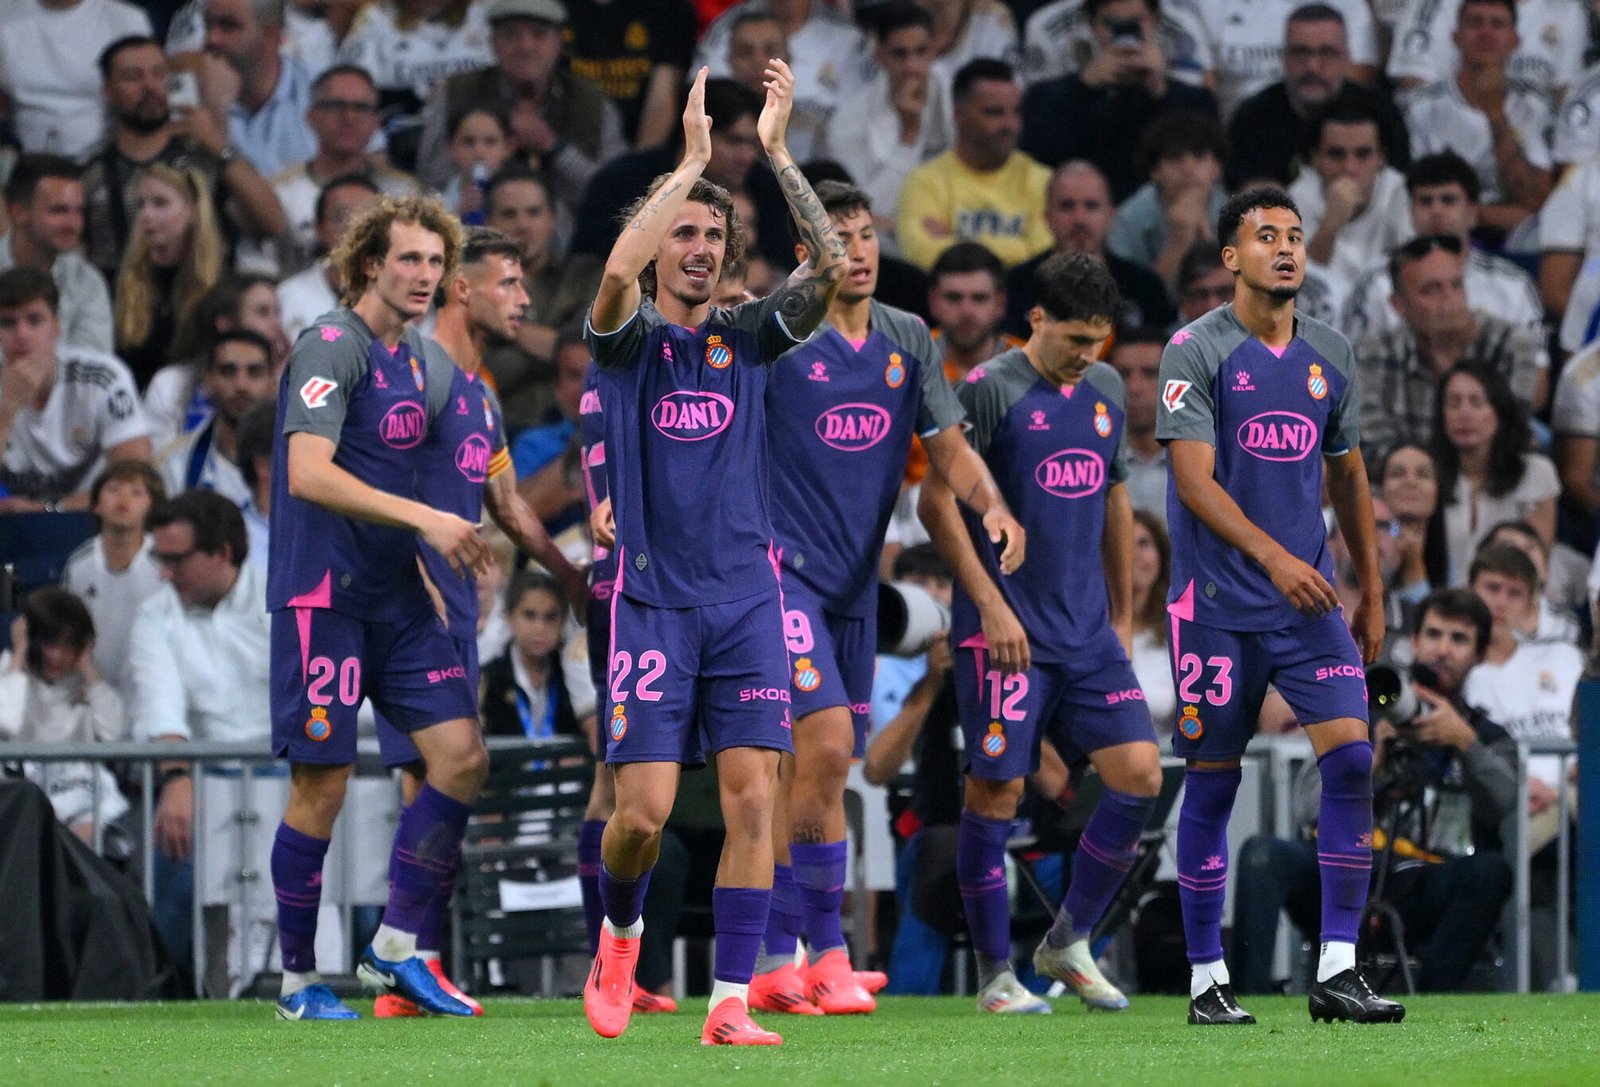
[
  {"x1": 0, "y1": 0, "x2": 152, "y2": 156},
  {"x1": 1340, "y1": 151, "x2": 1545, "y2": 348},
  {"x1": 1169, "y1": 0, "x2": 1379, "y2": 120},
  {"x1": 61, "y1": 459, "x2": 167, "y2": 709},
  {"x1": 1288, "y1": 95, "x2": 1412, "y2": 294},
  {"x1": 1398, "y1": 0, "x2": 1553, "y2": 238},
  {"x1": 1019, "y1": 0, "x2": 1203, "y2": 88},
  {"x1": 1387, "y1": 0, "x2": 1585, "y2": 100},
  {"x1": 276, "y1": 175, "x2": 381, "y2": 343},
  {"x1": 157, "y1": 329, "x2": 275, "y2": 504},
  {"x1": 0, "y1": 268, "x2": 150, "y2": 511},
  {"x1": 0, "y1": 153, "x2": 113, "y2": 354},
  {"x1": 1538, "y1": 156, "x2": 1600, "y2": 357},
  {"x1": 1463, "y1": 544, "x2": 1581, "y2": 807}
]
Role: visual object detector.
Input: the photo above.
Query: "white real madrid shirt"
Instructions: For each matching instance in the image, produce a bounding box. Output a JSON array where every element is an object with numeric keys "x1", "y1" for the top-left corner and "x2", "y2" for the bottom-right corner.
[
  {"x1": 0, "y1": 345, "x2": 149, "y2": 501},
  {"x1": 1462, "y1": 639, "x2": 1582, "y2": 788},
  {"x1": 1400, "y1": 77, "x2": 1552, "y2": 205},
  {"x1": 1387, "y1": 0, "x2": 1586, "y2": 99}
]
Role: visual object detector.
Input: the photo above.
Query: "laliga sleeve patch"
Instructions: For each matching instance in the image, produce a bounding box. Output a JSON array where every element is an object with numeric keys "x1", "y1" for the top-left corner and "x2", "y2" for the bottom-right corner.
[
  {"x1": 300, "y1": 377, "x2": 338, "y2": 408},
  {"x1": 1162, "y1": 379, "x2": 1192, "y2": 412}
]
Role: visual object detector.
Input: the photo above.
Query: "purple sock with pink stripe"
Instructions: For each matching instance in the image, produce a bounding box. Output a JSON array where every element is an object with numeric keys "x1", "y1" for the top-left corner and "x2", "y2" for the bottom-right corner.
[
  {"x1": 957, "y1": 809, "x2": 1013, "y2": 985},
  {"x1": 1049, "y1": 788, "x2": 1154, "y2": 945},
  {"x1": 1316, "y1": 740, "x2": 1374, "y2": 944},
  {"x1": 1177, "y1": 767, "x2": 1241, "y2": 963},
  {"x1": 578, "y1": 819, "x2": 606, "y2": 954},
  {"x1": 713, "y1": 886, "x2": 770, "y2": 985},
  {"x1": 272, "y1": 823, "x2": 329, "y2": 974},
  {"x1": 385, "y1": 784, "x2": 471, "y2": 936},
  {"x1": 790, "y1": 840, "x2": 848, "y2": 957}
]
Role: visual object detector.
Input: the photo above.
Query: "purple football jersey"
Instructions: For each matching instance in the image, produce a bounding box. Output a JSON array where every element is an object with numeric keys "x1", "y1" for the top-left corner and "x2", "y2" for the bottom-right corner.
[
  {"x1": 579, "y1": 361, "x2": 618, "y2": 600},
  {"x1": 416, "y1": 359, "x2": 511, "y2": 638},
  {"x1": 268, "y1": 309, "x2": 453, "y2": 619},
  {"x1": 947, "y1": 350, "x2": 1129, "y2": 660},
  {"x1": 584, "y1": 295, "x2": 804, "y2": 607},
  {"x1": 1155, "y1": 305, "x2": 1361, "y2": 631},
  {"x1": 767, "y1": 300, "x2": 964, "y2": 616}
]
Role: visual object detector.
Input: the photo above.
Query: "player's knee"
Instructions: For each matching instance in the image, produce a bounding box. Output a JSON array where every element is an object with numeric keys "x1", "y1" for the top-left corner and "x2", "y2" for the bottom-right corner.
[
  {"x1": 720, "y1": 776, "x2": 776, "y2": 838},
  {"x1": 796, "y1": 742, "x2": 852, "y2": 796},
  {"x1": 450, "y1": 737, "x2": 491, "y2": 794},
  {"x1": 1112, "y1": 758, "x2": 1163, "y2": 799},
  {"x1": 964, "y1": 777, "x2": 1023, "y2": 820},
  {"x1": 1316, "y1": 739, "x2": 1372, "y2": 796}
]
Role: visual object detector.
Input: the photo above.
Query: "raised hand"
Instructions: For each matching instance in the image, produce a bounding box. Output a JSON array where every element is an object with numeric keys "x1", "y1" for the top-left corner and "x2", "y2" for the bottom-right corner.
[
  {"x1": 757, "y1": 58, "x2": 796, "y2": 156},
  {"x1": 684, "y1": 66, "x2": 712, "y2": 166}
]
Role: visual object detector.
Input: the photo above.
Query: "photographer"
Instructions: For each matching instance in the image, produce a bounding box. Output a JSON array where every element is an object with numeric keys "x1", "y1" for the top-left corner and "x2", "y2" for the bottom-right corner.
[{"x1": 1233, "y1": 589, "x2": 1517, "y2": 994}]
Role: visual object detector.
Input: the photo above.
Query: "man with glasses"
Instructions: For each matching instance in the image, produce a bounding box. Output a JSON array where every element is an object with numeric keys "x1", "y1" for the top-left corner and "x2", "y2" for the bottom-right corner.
[
  {"x1": 127, "y1": 490, "x2": 273, "y2": 995},
  {"x1": 1227, "y1": 4, "x2": 1408, "y2": 188},
  {"x1": 1357, "y1": 232, "x2": 1544, "y2": 456},
  {"x1": 266, "y1": 65, "x2": 419, "y2": 277}
]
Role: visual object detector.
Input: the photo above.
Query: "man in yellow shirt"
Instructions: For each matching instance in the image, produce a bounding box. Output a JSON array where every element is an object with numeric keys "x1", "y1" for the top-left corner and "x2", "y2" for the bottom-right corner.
[{"x1": 896, "y1": 59, "x2": 1052, "y2": 270}]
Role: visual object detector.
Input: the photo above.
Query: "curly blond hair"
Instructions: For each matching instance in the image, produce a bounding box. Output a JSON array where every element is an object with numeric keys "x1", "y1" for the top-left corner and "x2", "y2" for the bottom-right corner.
[
  {"x1": 329, "y1": 194, "x2": 464, "y2": 306},
  {"x1": 114, "y1": 164, "x2": 224, "y2": 355},
  {"x1": 617, "y1": 174, "x2": 745, "y2": 299}
]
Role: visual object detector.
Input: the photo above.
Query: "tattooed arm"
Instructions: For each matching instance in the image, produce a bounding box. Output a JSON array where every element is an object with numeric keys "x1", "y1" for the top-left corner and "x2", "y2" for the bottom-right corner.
[
  {"x1": 758, "y1": 58, "x2": 846, "y2": 339},
  {"x1": 591, "y1": 68, "x2": 714, "y2": 334}
]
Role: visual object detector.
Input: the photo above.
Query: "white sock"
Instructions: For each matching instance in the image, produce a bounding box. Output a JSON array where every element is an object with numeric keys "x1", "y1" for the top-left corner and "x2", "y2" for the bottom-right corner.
[
  {"x1": 1317, "y1": 941, "x2": 1356, "y2": 982},
  {"x1": 417, "y1": 949, "x2": 441, "y2": 963},
  {"x1": 1190, "y1": 959, "x2": 1230, "y2": 999},
  {"x1": 372, "y1": 923, "x2": 417, "y2": 962},
  {"x1": 604, "y1": 916, "x2": 644, "y2": 940},
  {"x1": 709, "y1": 979, "x2": 749, "y2": 1012},
  {"x1": 281, "y1": 969, "x2": 320, "y2": 998}
]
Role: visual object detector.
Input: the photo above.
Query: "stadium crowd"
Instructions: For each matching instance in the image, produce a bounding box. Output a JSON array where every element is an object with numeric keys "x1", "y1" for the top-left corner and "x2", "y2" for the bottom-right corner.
[{"x1": 0, "y1": 0, "x2": 1592, "y2": 1009}]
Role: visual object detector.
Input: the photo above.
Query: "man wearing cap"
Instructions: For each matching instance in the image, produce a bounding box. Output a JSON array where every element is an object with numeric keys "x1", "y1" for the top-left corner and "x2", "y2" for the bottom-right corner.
[{"x1": 414, "y1": 0, "x2": 626, "y2": 210}]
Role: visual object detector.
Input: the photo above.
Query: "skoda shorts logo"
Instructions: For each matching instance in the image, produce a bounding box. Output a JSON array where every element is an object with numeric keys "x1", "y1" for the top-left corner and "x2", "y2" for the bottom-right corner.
[
  {"x1": 706, "y1": 334, "x2": 733, "y2": 369},
  {"x1": 1178, "y1": 705, "x2": 1203, "y2": 740},
  {"x1": 794, "y1": 657, "x2": 822, "y2": 692},
  {"x1": 885, "y1": 352, "x2": 906, "y2": 388},
  {"x1": 609, "y1": 704, "x2": 628, "y2": 742},
  {"x1": 982, "y1": 722, "x2": 1006, "y2": 757},
  {"x1": 305, "y1": 706, "x2": 331, "y2": 742}
]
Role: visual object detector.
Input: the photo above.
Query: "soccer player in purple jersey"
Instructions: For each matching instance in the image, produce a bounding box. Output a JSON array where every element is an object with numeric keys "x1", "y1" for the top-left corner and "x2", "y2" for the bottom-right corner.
[
  {"x1": 753, "y1": 181, "x2": 1024, "y2": 1017},
  {"x1": 580, "y1": 62, "x2": 846, "y2": 1047},
  {"x1": 266, "y1": 197, "x2": 492, "y2": 1021},
  {"x1": 371, "y1": 226, "x2": 586, "y2": 1018},
  {"x1": 1157, "y1": 187, "x2": 1403, "y2": 1026},
  {"x1": 920, "y1": 252, "x2": 1164, "y2": 1015}
]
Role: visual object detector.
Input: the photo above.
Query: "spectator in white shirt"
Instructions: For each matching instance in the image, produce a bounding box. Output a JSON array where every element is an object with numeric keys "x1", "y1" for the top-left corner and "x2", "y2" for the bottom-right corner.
[
  {"x1": 277, "y1": 175, "x2": 381, "y2": 344},
  {"x1": 128, "y1": 489, "x2": 271, "y2": 981},
  {"x1": 233, "y1": 399, "x2": 274, "y2": 567},
  {"x1": 61, "y1": 459, "x2": 167, "y2": 709},
  {"x1": 157, "y1": 329, "x2": 275, "y2": 504},
  {"x1": 0, "y1": 268, "x2": 150, "y2": 512},
  {"x1": 0, "y1": 153, "x2": 114, "y2": 354},
  {"x1": 1386, "y1": 0, "x2": 1585, "y2": 101}
]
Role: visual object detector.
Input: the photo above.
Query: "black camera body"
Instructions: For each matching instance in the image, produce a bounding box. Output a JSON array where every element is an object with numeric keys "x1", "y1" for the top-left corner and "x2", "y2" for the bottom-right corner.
[{"x1": 1365, "y1": 661, "x2": 1440, "y2": 728}]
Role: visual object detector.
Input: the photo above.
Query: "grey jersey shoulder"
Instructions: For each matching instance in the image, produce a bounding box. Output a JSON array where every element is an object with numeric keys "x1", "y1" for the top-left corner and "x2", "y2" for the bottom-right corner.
[
  {"x1": 870, "y1": 300, "x2": 936, "y2": 359},
  {"x1": 412, "y1": 330, "x2": 456, "y2": 421},
  {"x1": 1080, "y1": 361, "x2": 1126, "y2": 413},
  {"x1": 1295, "y1": 312, "x2": 1358, "y2": 376}
]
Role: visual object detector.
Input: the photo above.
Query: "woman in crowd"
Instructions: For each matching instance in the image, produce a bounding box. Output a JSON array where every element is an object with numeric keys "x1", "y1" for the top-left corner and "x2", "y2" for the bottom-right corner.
[
  {"x1": 1129, "y1": 509, "x2": 1175, "y2": 736},
  {"x1": 1377, "y1": 440, "x2": 1448, "y2": 594},
  {"x1": 113, "y1": 165, "x2": 224, "y2": 392},
  {"x1": 1432, "y1": 364, "x2": 1560, "y2": 585},
  {"x1": 442, "y1": 106, "x2": 514, "y2": 226}
]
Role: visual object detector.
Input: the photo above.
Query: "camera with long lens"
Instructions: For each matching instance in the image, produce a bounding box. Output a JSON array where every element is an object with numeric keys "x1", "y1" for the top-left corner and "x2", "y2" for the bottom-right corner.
[
  {"x1": 877, "y1": 580, "x2": 951, "y2": 657},
  {"x1": 1365, "y1": 662, "x2": 1440, "y2": 727}
]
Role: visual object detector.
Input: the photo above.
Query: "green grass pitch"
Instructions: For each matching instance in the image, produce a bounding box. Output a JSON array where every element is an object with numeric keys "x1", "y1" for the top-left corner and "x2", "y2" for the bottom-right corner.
[{"x1": 3, "y1": 995, "x2": 1596, "y2": 1086}]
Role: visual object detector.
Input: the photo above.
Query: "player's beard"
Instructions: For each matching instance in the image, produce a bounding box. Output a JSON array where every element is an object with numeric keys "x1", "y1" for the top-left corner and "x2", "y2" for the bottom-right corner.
[{"x1": 1267, "y1": 284, "x2": 1300, "y2": 300}]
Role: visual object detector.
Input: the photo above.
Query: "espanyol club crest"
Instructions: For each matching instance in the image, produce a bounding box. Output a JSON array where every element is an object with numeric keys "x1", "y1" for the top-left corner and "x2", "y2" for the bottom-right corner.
[
  {"x1": 794, "y1": 657, "x2": 822, "y2": 693},
  {"x1": 305, "y1": 706, "x2": 331, "y2": 741},
  {"x1": 1178, "y1": 705, "x2": 1203, "y2": 740},
  {"x1": 409, "y1": 356, "x2": 425, "y2": 391},
  {"x1": 982, "y1": 721, "x2": 1006, "y2": 757},
  {"x1": 706, "y1": 334, "x2": 733, "y2": 369},
  {"x1": 609, "y1": 704, "x2": 629, "y2": 742},
  {"x1": 1307, "y1": 363, "x2": 1327, "y2": 400},
  {"x1": 1093, "y1": 402, "x2": 1112, "y2": 438},
  {"x1": 885, "y1": 352, "x2": 906, "y2": 388}
]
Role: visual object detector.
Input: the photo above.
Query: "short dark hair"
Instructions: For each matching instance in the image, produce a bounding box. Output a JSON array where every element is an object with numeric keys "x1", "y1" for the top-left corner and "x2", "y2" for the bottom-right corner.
[
  {"x1": 892, "y1": 542, "x2": 950, "y2": 581},
  {"x1": 146, "y1": 490, "x2": 249, "y2": 566},
  {"x1": 447, "y1": 104, "x2": 510, "y2": 143},
  {"x1": 1483, "y1": 518, "x2": 1546, "y2": 555},
  {"x1": 1217, "y1": 186, "x2": 1300, "y2": 247},
  {"x1": 1033, "y1": 251, "x2": 1122, "y2": 324},
  {"x1": 310, "y1": 63, "x2": 377, "y2": 97},
  {"x1": 930, "y1": 241, "x2": 1005, "y2": 290},
  {"x1": 790, "y1": 179, "x2": 871, "y2": 245},
  {"x1": 1387, "y1": 233, "x2": 1465, "y2": 293},
  {"x1": 504, "y1": 568, "x2": 564, "y2": 615},
  {"x1": 1468, "y1": 542, "x2": 1539, "y2": 594},
  {"x1": 1405, "y1": 150, "x2": 1481, "y2": 204},
  {"x1": 1459, "y1": 0, "x2": 1517, "y2": 25},
  {"x1": 0, "y1": 267, "x2": 60, "y2": 314},
  {"x1": 461, "y1": 226, "x2": 524, "y2": 268},
  {"x1": 4, "y1": 153, "x2": 79, "y2": 207},
  {"x1": 703, "y1": 78, "x2": 762, "y2": 128},
  {"x1": 1087, "y1": 0, "x2": 1156, "y2": 15},
  {"x1": 98, "y1": 34, "x2": 160, "y2": 80},
  {"x1": 952, "y1": 58, "x2": 1016, "y2": 103},
  {"x1": 1111, "y1": 325, "x2": 1170, "y2": 353},
  {"x1": 235, "y1": 400, "x2": 277, "y2": 492},
  {"x1": 208, "y1": 328, "x2": 274, "y2": 370},
  {"x1": 1305, "y1": 91, "x2": 1386, "y2": 157},
  {"x1": 88, "y1": 459, "x2": 167, "y2": 525},
  {"x1": 314, "y1": 173, "x2": 381, "y2": 225},
  {"x1": 872, "y1": 0, "x2": 934, "y2": 39},
  {"x1": 1178, "y1": 238, "x2": 1227, "y2": 290},
  {"x1": 1287, "y1": 2, "x2": 1346, "y2": 29},
  {"x1": 1415, "y1": 587, "x2": 1492, "y2": 655},
  {"x1": 1139, "y1": 110, "x2": 1227, "y2": 178},
  {"x1": 484, "y1": 163, "x2": 551, "y2": 216},
  {"x1": 21, "y1": 588, "x2": 94, "y2": 669}
]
